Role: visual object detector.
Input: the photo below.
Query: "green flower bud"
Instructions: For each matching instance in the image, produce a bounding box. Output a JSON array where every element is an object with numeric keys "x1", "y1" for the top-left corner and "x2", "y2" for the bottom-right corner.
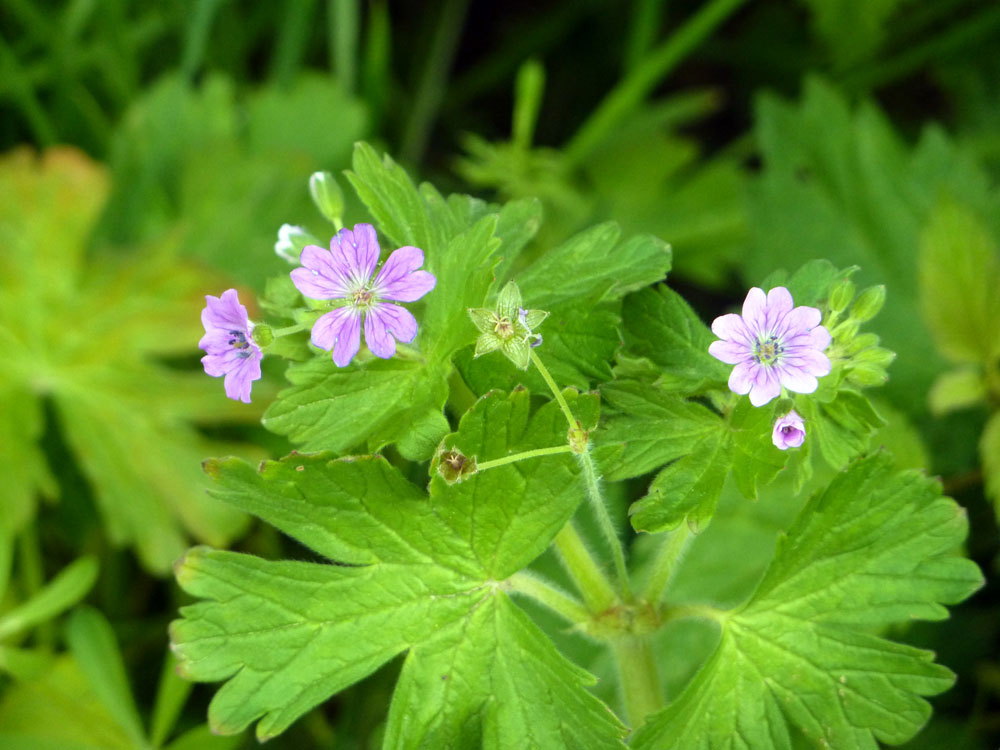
[
  {"x1": 851, "y1": 285, "x2": 886, "y2": 322},
  {"x1": 846, "y1": 362, "x2": 888, "y2": 387},
  {"x1": 845, "y1": 332, "x2": 879, "y2": 355},
  {"x1": 828, "y1": 278, "x2": 855, "y2": 313},
  {"x1": 831, "y1": 318, "x2": 860, "y2": 342},
  {"x1": 250, "y1": 322, "x2": 274, "y2": 348},
  {"x1": 852, "y1": 346, "x2": 895, "y2": 368},
  {"x1": 309, "y1": 171, "x2": 345, "y2": 225}
]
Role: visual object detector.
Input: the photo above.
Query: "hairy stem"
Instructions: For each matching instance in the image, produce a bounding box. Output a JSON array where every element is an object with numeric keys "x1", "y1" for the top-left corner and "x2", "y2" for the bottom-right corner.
[
  {"x1": 531, "y1": 349, "x2": 634, "y2": 601},
  {"x1": 506, "y1": 571, "x2": 590, "y2": 625},
  {"x1": 643, "y1": 525, "x2": 694, "y2": 604},
  {"x1": 529, "y1": 349, "x2": 577, "y2": 428},
  {"x1": 476, "y1": 444, "x2": 574, "y2": 472},
  {"x1": 611, "y1": 635, "x2": 664, "y2": 729},
  {"x1": 553, "y1": 523, "x2": 617, "y2": 614},
  {"x1": 579, "y1": 451, "x2": 633, "y2": 602}
]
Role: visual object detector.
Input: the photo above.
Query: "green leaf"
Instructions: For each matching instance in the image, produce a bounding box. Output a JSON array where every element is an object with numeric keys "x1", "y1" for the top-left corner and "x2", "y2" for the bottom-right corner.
[
  {"x1": 798, "y1": 0, "x2": 911, "y2": 66},
  {"x1": 631, "y1": 429, "x2": 729, "y2": 534},
  {"x1": 262, "y1": 356, "x2": 449, "y2": 460},
  {"x1": 0, "y1": 149, "x2": 250, "y2": 572},
  {"x1": 928, "y1": 367, "x2": 987, "y2": 415},
  {"x1": 633, "y1": 454, "x2": 983, "y2": 749},
  {"x1": 796, "y1": 389, "x2": 885, "y2": 469},
  {"x1": 918, "y1": 197, "x2": 1000, "y2": 364},
  {"x1": 175, "y1": 390, "x2": 620, "y2": 745},
  {"x1": 0, "y1": 656, "x2": 137, "y2": 750},
  {"x1": 0, "y1": 556, "x2": 97, "y2": 642},
  {"x1": 599, "y1": 381, "x2": 723, "y2": 481},
  {"x1": 728, "y1": 399, "x2": 787, "y2": 501},
  {"x1": 980, "y1": 413, "x2": 1000, "y2": 514},
  {"x1": 598, "y1": 382, "x2": 785, "y2": 532},
  {"x1": 0, "y1": 385, "x2": 54, "y2": 534},
  {"x1": 150, "y1": 651, "x2": 193, "y2": 749},
  {"x1": 383, "y1": 595, "x2": 625, "y2": 749},
  {"x1": 517, "y1": 223, "x2": 671, "y2": 307},
  {"x1": 430, "y1": 389, "x2": 596, "y2": 578},
  {"x1": 619, "y1": 285, "x2": 729, "y2": 391},
  {"x1": 65, "y1": 607, "x2": 146, "y2": 749}
]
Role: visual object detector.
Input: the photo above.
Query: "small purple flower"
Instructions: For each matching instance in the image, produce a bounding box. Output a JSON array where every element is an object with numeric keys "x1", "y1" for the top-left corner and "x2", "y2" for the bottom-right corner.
[
  {"x1": 709, "y1": 287, "x2": 831, "y2": 407},
  {"x1": 290, "y1": 223, "x2": 436, "y2": 367},
  {"x1": 199, "y1": 289, "x2": 263, "y2": 403},
  {"x1": 772, "y1": 410, "x2": 806, "y2": 450}
]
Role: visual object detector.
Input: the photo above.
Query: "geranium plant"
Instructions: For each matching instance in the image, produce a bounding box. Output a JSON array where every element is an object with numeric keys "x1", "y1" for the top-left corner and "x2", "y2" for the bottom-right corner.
[{"x1": 170, "y1": 143, "x2": 982, "y2": 748}]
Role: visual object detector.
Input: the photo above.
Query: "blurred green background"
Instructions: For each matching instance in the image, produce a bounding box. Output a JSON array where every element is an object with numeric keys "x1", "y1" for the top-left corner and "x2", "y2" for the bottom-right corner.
[{"x1": 2, "y1": 0, "x2": 1000, "y2": 747}]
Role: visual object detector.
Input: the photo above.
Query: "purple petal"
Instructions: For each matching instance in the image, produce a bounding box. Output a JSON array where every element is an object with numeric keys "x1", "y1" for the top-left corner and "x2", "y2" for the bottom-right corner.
[
  {"x1": 312, "y1": 308, "x2": 362, "y2": 367},
  {"x1": 728, "y1": 361, "x2": 756, "y2": 395},
  {"x1": 741, "y1": 287, "x2": 767, "y2": 332},
  {"x1": 331, "y1": 224, "x2": 380, "y2": 284},
  {"x1": 772, "y1": 410, "x2": 805, "y2": 449},
  {"x1": 777, "y1": 366, "x2": 818, "y2": 395},
  {"x1": 784, "y1": 348, "x2": 832, "y2": 377},
  {"x1": 223, "y1": 353, "x2": 262, "y2": 403},
  {"x1": 711, "y1": 313, "x2": 752, "y2": 343},
  {"x1": 202, "y1": 289, "x2": 249, "y2": 331},
  {"x1": 779, "y1": 305, "x2": 823, "y2": 337},
  {"x1": 765, "y1": 287, "x2": 794, "y2": 331},
  {"x1": 292, "y1": 245, "x2": 350, "y2": 299},
  {"x1": 377, "y1": 303, "x2": 418, "y2": 343},
  {"x1": 709, "y1": 339, "x2": 750, "y2": 365},
  {"x1": 363, "y1": 307, "x2": 395, "y2": 359},
  {"x1": 374, "y1": 246, "x2": 437, "y2": 302},
  {"x1": 749, "y1": 368, "x2": 781, "y2": 406}
]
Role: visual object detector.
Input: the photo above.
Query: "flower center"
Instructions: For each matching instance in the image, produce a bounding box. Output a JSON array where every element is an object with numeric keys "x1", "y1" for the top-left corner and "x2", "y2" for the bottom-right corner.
[
  {"x1": 228, "y1": 330, "x2": 252, "y2": 359},
  {"x1": 494, "y1": 315, "x2": 514, "y2": 338},
  {"x1": 352, "y1": 287, "x2": 374, "y2": 308},
  {"x1": 781, "y1": 425, "x2": 796, "y2": 435},
  {"x1": 753, "y1": 334, "x2": 783, "y2": 366}
]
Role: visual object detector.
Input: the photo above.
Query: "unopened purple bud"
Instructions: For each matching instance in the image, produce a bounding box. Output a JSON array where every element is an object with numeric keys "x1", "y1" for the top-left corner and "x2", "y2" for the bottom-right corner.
[{"x1": 772, "y1": 410, "x2": 805, "y2": 450}]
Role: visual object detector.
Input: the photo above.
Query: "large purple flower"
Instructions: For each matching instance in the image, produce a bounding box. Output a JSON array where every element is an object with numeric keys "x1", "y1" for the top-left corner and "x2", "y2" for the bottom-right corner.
[
  {"x1": 290, "y1": 223, "x2": 436, "y2": 367},
  {"x1": 199, "y1": 289, "x2": 263, "y2": 403},
  {"x1": 709, "y1": 287, "x2": 831, "y2": 407}
]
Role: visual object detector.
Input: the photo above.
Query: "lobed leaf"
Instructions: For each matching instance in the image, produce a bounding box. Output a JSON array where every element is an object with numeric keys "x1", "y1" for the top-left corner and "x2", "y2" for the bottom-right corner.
[
  {"x1": 633, "y1": 454, "x2": 983, "y2": 749},
  {"x1": 174, "y1": 390, "x2": 619, "y2": 745}
]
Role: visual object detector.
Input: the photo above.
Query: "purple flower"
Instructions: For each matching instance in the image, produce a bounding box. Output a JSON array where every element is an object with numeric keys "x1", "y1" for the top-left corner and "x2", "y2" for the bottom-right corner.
[
  {"x1": 199, "y1": 289, "x2": 263, "y2": 403},
  {"x1": 772, "y1": 410, "x2": 806, "y2": 450},
  {"x1": 709, "y1": 287, "x2": 831, "y2": 407},
  {"x1": 290, "y1": 223, "x2": 436, "y2": 367}
]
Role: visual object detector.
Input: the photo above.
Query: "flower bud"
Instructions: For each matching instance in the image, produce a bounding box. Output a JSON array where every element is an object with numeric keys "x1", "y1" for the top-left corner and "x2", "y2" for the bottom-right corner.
[
  {"x1": 845, "y1": 332, "x2": 879, "y2": 355},
  {"x1": 308, "y1": 171, "x2": 345, "y2": 225},
  {"x1": 846, "y1": 362, "x2": 888, "y2": 387},
  {"x1": 828, "y1": 278, "x2": 855, "y2": 313},
  {"x1": 851, "y1": 285, "x2": 886, "y2": 322},
  {"x1": 274, "y1": 224, "x2": 318, "y2": 264},
  {"x1": 852, "y1": 346, "x2": 895, "y2": 368},
  {"x1": 250, "y1": 322, "x2": 274, "y2": 348}
]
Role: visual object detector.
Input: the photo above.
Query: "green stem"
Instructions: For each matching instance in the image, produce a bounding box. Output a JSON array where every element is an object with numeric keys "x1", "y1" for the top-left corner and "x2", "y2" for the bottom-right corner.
[
  {"x1": 611, "y1": 635, "x2": 664, "y2": 728},
  {"x1": 579, "y1": 452, "x2": 633, "y2": 602},
  {"x1": 477, "y1": 444, "x2": 573, "y2": 472},
  {"x1": 530, "y1": 349, "x2": 633, "y2": 601},
  {"x1": 564, "y1": 0, "x2": 748, "y2": 166},
  {"x1": 506, "y1": 571, "x2": 590, "y2": 625},
  {"x1": 529, "y1": 349, "x2": 576, "y2": 429},
  {"x1": 17, "y1": 521, "x2": 52, "y2": 647},
  {"x1": 399, "y1": 0, "x2": 469, "y2": 166},
  {"x1": 643, "y1": 525, "x2": 694, "y2": 604},
  {"x1": 660, "y1": 602, "x2": 728, "y2": 625},
  {"x1": 329, "y1": 0, "x2": 359, "y2": 93},
  {"x1": 271, "y1": 323, "x2": 308, "y2": 338},
  {"x1": 553, "y1": 523, "x2": 617, "y2": 614}
]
